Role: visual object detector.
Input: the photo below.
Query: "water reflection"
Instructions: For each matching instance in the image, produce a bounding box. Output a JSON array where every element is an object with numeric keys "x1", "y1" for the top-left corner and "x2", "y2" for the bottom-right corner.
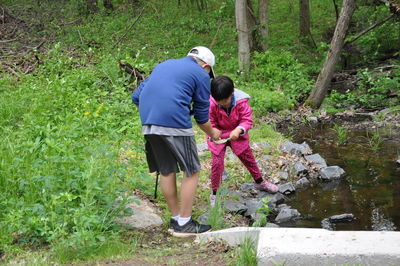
[{"x1": 283, "y1": 124, "x2": 400, "y2": 231}]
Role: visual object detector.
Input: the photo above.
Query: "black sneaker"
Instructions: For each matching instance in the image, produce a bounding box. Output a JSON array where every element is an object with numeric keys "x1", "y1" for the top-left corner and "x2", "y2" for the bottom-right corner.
[
  {"x1": 168, "y1": 218, "x2": 178, "y2": 233},
  {"x1": 172, "y1": 218, "x2": 211, "y2": 237}
]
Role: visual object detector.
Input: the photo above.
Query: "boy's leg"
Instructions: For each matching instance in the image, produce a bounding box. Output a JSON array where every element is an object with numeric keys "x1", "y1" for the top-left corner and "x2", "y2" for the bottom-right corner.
[
  {"x1": 160, "y1": 172, "x2": 180, "y2": 216},
  {"x1": 237, "y1": 147, "x2": 263, "y2": 181},
  {"x1": 179, "y1": 172, "x2": 200, "y2": 218}
]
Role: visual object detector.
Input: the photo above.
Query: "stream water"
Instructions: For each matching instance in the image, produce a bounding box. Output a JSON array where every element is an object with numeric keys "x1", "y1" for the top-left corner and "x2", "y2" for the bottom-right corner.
[{"x1": 280, "y1": 123, "x2": 400, "y2": 231}]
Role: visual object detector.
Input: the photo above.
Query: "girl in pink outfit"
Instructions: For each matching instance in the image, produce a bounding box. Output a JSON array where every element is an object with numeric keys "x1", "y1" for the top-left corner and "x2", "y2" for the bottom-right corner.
[{"x1": 207, "y1": 76, "x2": 278, "y2": 207}]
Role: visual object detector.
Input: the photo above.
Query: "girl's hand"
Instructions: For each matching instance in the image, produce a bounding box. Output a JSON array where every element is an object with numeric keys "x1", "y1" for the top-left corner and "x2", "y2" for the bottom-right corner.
[{"x1": 229, "y1": 128, "x2": 242, "y2": 140}]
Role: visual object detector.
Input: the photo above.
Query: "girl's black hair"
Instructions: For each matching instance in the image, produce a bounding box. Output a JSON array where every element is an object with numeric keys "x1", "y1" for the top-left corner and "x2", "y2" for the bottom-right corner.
[{"x1": 211, "y1": 76, "x2": 234, "y2": 101}]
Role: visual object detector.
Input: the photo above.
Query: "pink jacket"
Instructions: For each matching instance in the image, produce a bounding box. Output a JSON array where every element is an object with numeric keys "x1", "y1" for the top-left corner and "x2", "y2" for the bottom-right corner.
[{"x1": 207, "y1": 89, "x2": 253, "y2": 155}]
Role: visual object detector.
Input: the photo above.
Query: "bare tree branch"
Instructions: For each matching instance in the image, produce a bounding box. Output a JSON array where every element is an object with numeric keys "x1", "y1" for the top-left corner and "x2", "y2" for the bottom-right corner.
[
  {"x1": 345, "y1": 14, "x2": 395, "y2": 45},
  {"x1": 0, "y1": 38, "x2": 19, "y2": 43},
  {"x1": 112, "y1": 8, "x2": 145, "y2": 49}
]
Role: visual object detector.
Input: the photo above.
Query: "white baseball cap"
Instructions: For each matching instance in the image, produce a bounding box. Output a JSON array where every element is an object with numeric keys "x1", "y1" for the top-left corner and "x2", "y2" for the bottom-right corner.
[{"x1": 187, "y1": 46, "x2": 215, "y2": 78}]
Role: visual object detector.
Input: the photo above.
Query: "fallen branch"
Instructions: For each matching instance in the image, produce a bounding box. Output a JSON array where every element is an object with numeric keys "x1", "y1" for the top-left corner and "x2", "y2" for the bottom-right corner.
[
  {"x1": 59, "y1": 18, "x2": 81, "y2": 26},
  {"x1": 1, "y1": 62, "x2": 21, "y2": 77},
  {"x1": 210, "y1": 20, "x2": 223, "y2": 49},
  {"x1": 0, "y1": 6, "x2": 24, "y2": 23},
  {"x1": 0, "y1": 38, "x2": 19, "y2": 43},
  {"x1": 112, "y1": 7, "x2": 144, "y2": 49},
  {"x1": 77, "y1": 29, "x2": 85, "y2": 46},
  {"x1": 118, "y1": 59, "x2": 146, "y2": 84},
  {"x1": 345, "y1": 14, "x2": 395, "y2": 45}
]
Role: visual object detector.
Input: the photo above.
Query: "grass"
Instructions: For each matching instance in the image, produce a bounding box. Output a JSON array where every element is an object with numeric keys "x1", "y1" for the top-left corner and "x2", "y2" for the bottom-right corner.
[
  {"x1": 235, "y1": 237, "x2": 258, "y2": 266},
  {"x1": 252, "y1": 196, "x2": 271, "y2": 227},
  {"x1": 332, "y1": 123, "x2": 349, "y2": 145},
  {"x1": 366, "y1": 129, "x2": 384, "y2": 153}
]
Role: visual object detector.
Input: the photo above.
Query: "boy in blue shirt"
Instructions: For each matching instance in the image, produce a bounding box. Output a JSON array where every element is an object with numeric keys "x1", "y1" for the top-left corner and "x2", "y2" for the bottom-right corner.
[{"x1": 132, "y1": 46, "x2": 221, "y2": 237}]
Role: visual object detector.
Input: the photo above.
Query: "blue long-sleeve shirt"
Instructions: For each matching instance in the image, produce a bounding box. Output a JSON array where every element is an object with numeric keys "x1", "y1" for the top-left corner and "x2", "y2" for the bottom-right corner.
[{"x1": 132, "y1": 56, "x2": 211, "y2": 129}]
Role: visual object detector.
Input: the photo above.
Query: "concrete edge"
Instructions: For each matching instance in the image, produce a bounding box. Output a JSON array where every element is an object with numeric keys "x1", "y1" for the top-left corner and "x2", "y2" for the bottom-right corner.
[{"x1": 195, "y1": 227, "x2": 260, "y2": 249}]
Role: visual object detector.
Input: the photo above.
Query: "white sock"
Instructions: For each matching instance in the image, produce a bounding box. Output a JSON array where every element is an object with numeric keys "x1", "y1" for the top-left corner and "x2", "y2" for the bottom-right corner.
[
  {"x1": 172, "y1": 215, "x2": 179, "y2": 221},
  {"x1": 178, "y1": 216, "x2": 191, "y2": 226}
]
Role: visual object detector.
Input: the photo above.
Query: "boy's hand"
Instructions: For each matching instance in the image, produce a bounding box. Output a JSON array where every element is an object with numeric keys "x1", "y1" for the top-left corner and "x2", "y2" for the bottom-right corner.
[
  {"x1": 210, "y1": 128, "x2": 221, "y2": 141},
  {"x1": 229, "y1": 128, "x2": 243, "y2": 140}
]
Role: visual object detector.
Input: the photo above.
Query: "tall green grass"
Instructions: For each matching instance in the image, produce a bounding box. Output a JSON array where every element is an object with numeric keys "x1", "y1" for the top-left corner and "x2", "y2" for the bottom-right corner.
[{"x1": 0, "y1": 42, "x2": 152, "y2": 258}]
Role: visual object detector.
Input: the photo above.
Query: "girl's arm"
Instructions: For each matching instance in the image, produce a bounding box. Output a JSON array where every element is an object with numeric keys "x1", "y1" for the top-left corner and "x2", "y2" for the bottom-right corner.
[{"x1": 237, "y1": 100, "x2": 253, "y2": 134}]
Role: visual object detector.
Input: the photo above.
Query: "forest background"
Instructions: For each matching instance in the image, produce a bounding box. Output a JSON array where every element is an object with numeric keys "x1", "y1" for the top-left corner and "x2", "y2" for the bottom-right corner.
[{"x1": 0, "y1": 0, "x2": 399, "y2": 264}]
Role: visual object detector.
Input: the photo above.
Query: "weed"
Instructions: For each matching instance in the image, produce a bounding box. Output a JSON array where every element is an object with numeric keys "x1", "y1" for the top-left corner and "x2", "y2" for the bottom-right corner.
[
  {"x1": 252, "y1": 197, "x2": 271, "y2": 227},
  {"x1": 208, "y1": 189, "x2": 227, "y2": 230},
  {"x1": 366, "y1": 129, "x2": 384, "y2": 152},
  {"x1": 235, "y1": 237, "x2": 257, "y2": 266},
  {"x1": 373, "y1": 112, "x2": 386, "y2": 122},
  {"x1": 332, "y1": 124, "x2": 349, "y2": 145}
]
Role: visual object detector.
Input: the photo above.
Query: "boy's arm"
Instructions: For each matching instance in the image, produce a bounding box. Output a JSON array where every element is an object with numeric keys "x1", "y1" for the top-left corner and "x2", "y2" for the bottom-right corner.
[
  {"x1": 198, "y1": 121, "x2": 221, "y2": 141},
  {"x1": 131, "y1": 78, "x2": 149, "y2": 106},
  {"x1": 192, "y1": 75, "x2": 211, "y2": 124}
]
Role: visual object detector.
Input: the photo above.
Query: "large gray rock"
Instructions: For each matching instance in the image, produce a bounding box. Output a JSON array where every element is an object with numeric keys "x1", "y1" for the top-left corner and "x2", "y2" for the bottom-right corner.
[
  {"x1": 321, "y1": 218, "x2": 334, "y2": 230},
  {"x1": 257, "y1": 190, "x2": 276, "y2": 199},
  {"x1": 244, "y1": 198, "x2": 263, "y2": 220},
  {"x1": 278, "y1": 182, "x2": 296, "y2": 195},
  {"x1": 320, "y1": 166, "x2": 345, "y2": 181},
  {"x1": 275, "y1": 208, "x2": 301, "y2": 223},
  {"x1": 239, "y1": 182, "x2": 258, "y2": 196},
  {"x1": 293, "y1": 161, "x2": 308, "y2": 176},
  {"x1": 198, "y1": 211, "x2": 210, "y2": 224},
  {"x1": 305, "y1": 153, "x2": 327, "y2": 168},
  {"x1": 115, "y1": 198, "x2": 163, "y2": 229},
  {"x1": 224, "y1": 201, "x2": 248, "y2": 215},
  {"x1": 295, "y1": 177, "x2": 310, "y2": 190},
  {"x1": 280, "y1": 141, "x2": 312, "y2": 156},
  {"x1": 278, "y1": 171, "x2": 289, "y2": 180},
  {"x1": 252, "y1": 142, "x2": 270, "y2": 150}
]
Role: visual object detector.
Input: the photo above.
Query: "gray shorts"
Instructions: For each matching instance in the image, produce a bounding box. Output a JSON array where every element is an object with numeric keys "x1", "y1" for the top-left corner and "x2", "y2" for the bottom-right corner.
[{"x1": 144, "y1": 134, "x2": 201, "y2": 177}]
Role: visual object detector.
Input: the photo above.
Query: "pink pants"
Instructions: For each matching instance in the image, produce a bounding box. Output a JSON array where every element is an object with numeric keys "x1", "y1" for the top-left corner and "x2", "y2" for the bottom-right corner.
[{"x1": 210, "y1": 144, "x2": 262, "y2": 192}]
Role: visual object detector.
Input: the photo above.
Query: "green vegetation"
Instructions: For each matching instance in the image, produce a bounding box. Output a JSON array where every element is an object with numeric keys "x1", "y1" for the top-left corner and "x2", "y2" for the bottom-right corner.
[
  {"x1": 327, "y1": 68, "x2": 400, "y2": 110},
  {"x1": 366, "y1": 129, "x2": 384, "y2": 152},
  {"x1": 252, "y1": 196, "x2": 271, "y2": 227},
  {"x1": 332, "y1": 124, "x2": 349, "y2": 145},
  {"x1": 1, "y1": 0, "x2": 399, "y2": 264},
  {"x1": 235, "y1": 237, "x2": 258, "y2": 266}
]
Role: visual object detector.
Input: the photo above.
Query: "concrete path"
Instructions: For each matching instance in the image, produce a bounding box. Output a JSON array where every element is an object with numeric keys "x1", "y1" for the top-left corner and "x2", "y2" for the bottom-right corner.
[{"x1": 196, "y1": 227, "x2": 400, "y2": 265}]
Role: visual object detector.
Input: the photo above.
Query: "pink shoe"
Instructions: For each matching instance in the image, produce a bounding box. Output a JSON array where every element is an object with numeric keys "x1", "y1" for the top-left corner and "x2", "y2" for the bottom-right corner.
[
  {"x1": 210, "y1": 194, "x2": 216, "y2": 208},
  {"x1": 254, "y1": 180, "x2": 278, "y2": 193}
]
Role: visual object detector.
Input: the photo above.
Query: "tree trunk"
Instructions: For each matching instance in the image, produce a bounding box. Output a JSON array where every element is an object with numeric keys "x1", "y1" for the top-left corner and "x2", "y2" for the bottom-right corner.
[
  {"x1": 103, "y1": 0, "x2": 113, "y2": 10},
  {"x1": 246, "y1": 0, "x2": 257, "y2": 51},
  {"x1": 236, "y1": 0, "x2": 251, "y2": 72},
  {"x1": 299, "y1": 0, "x2": 311, "y2": 42},
  {"x1": 305, "y1": 0, "x2": 356, "y2": 108},
  {"x1": 259, "y1": 0, "x2": 269, "y2": 51},
  {"x1": 87, "y1": 0, "x2": 99, "y2": 13}
]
